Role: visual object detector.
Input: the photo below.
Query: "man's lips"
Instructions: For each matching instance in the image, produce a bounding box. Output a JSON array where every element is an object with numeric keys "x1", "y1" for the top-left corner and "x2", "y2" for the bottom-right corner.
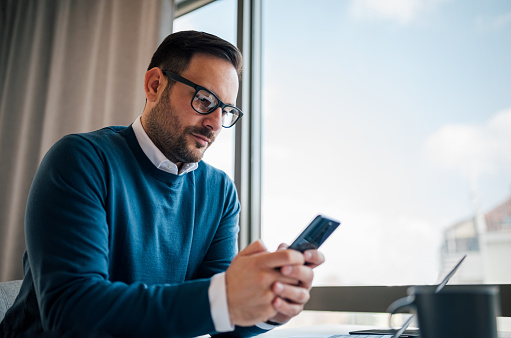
[{"x1": 191, "y1": 133, "x2": 211, "y2": 146}]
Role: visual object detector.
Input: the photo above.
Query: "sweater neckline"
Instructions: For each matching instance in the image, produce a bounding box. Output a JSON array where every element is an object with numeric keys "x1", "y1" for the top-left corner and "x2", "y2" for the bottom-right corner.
[{"x1": 121, "y1": 125, "x2": 190, "y2": 185}]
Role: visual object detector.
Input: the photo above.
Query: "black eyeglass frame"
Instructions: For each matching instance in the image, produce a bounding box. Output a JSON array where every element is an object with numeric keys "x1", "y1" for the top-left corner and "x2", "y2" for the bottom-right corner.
[{"x1": 162, "y1": 70, "x2": 243, "y2": 128}]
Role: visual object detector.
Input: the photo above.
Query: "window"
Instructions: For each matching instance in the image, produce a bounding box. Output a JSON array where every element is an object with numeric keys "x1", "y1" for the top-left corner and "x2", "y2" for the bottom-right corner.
[
  {"x1": 173, "y1": 0, "x2": 238, "y2": 179},
  {"x1": 260, "y1": 0, "x2": 511, "y2": 287},
  {"x1": 176, "y1": 0, "x2": 511, "y2": 330}
]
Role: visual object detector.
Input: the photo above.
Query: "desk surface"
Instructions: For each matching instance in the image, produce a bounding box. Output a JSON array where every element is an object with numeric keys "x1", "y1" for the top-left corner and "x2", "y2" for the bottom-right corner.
[
  {"x1": 256, "y1": 324, "x2": 511, "y2": 338},
  {"x1": 258, "y1": 324, "x2": 384, "y2": 337}
]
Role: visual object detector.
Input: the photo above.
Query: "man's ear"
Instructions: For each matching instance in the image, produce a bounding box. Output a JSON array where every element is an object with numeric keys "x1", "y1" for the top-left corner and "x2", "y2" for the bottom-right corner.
[{"x1": 144, "y1": 67, "x2": 167, "y2": 103}]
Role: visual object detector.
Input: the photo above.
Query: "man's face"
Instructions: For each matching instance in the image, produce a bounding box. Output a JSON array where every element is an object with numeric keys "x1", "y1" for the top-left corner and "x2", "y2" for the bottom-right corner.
[{"x1": 143, "y1": 54, "x2": 239, "y2": 165}]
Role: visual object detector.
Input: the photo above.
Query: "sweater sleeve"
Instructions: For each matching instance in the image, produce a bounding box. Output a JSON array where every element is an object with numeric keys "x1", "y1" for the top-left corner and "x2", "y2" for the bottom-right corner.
[{"x1": 25, "y1": 135, "x2": 217, "y2": 337}]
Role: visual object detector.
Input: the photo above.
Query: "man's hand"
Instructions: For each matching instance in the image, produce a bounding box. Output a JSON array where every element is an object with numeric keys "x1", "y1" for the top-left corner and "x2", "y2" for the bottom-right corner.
[
  {"x1": 224, "y1": 240, "x2": 305, "y2": 326},
  {"x1": 267, "y1": 244, "x2": 326, "y2": 324}
]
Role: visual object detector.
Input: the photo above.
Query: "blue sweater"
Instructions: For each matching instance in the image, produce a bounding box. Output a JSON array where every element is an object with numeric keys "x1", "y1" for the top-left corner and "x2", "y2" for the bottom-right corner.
[{"x1": 1, "y1": 126, "x2": 268, "y2": 337}]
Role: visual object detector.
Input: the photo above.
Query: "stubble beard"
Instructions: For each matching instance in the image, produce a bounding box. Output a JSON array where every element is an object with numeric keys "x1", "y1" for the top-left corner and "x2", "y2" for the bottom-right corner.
[{"x1": 144, "y1": 88, "x2": 216, "y2": 164}]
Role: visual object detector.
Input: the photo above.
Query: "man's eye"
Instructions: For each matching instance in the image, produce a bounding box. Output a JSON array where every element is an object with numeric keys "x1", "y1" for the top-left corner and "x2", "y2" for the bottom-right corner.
[
  {"x1": 196, "y1": 93, "x2": 215, "y2": 108},
  {"x1": 198, "y1": 97, "x2": 210, "y2": 104}
]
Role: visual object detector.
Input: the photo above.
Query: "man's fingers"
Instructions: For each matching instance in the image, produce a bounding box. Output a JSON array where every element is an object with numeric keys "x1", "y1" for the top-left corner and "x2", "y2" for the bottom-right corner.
[
  {"x1": 238, "y1": 240, "x2": 268, "y2": 256},
  {"x1": 225, "y1": 241, "x2": 319, "y2": 326},
  {"x1": 272, "y1": 282, "x2": 310, "y2": 304},
  {"x1": 303, "y1": 249, "x2": 325, "y2": 268},
  {"x1": 260, "y1": 249, "x2": 304, "y2": 269},
  {"x1": 272, "y1": 295, "x2": 305, "y2": 318},
  {"x1": 276, "y1": 245, "x2": 325, "y2": 269},
  {"x1": 277, "y1": 243, "x2": 289, "y2": 251},
  {"x1": 271, "y1": 280, "x2": 310, "y2": 318},
  {"x1": 280, "y1": 264, "x2": 314, "y2": 289}
]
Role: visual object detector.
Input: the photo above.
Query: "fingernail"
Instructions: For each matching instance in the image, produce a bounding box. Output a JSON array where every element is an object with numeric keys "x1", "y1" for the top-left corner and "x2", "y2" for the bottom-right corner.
[
  {"x1": 305, "y1": 251, "x2": 312, "y2": 260},
  {"x1": 274, "y1": 282, "x2": 284, "y2": 293},
  {"x1": 282, "y1": 266, "x2": 293, "y2": 275}
]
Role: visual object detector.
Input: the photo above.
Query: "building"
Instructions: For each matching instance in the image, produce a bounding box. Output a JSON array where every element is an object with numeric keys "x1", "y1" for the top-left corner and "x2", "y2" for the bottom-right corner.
[{"x1": 441, "y1": 195, "x2": 511, "y2": 284}]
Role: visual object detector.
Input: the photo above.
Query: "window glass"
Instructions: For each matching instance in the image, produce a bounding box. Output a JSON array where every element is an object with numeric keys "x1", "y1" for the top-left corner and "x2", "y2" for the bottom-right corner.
[
  {"x1": 173, "y1": 0, "x2": 237, "y2": 179},
  {"x1": 261, "y1": 0, "x2": 511, "y2": 286}
]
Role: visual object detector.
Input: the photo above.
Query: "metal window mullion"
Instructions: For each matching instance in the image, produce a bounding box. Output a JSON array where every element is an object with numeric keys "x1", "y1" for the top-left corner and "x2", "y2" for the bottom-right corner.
[{"x1": 235, "y1": 0, "x2": 262, "y2": 250}]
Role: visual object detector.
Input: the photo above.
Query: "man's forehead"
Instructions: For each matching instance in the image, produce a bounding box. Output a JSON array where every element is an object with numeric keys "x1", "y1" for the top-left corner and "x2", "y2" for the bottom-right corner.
[{"x1": 183, "y1": 54, "x2": 239, "y2": 102}]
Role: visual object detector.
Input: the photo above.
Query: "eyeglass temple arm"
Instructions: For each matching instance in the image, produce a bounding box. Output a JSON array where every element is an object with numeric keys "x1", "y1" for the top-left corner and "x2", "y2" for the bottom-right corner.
[{"x1": 162, "y1": 70, "x2": 199, "y2": 90}]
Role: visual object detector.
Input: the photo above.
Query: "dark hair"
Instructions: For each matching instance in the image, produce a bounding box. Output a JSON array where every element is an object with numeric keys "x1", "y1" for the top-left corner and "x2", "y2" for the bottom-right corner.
[{"x1": 147, "y1": 30, "x2": 243, "y2": 79}]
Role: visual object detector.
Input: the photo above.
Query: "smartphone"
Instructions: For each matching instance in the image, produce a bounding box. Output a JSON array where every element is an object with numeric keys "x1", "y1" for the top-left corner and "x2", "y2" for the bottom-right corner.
[{"x1": 288, "y1": 215, "x2": 340, "y2": 252}]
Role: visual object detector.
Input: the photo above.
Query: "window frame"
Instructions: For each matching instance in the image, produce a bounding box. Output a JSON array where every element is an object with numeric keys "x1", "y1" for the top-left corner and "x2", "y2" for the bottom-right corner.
[
  {"x1": 234, "y1": 0, "x2": 263, "y2": 249},
  {"x1": 306, "y1": 285, "x2": 511, "y2": 316}
]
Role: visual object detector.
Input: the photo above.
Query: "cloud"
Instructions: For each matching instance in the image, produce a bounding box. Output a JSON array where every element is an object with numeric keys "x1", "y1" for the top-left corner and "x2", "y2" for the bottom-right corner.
[
  {"x1": 477, "y1": 11, "x2": 511, "y2": 31},
  {"x1": 350, "y1": 0, "x2": 447, "y2": 24},
  {"x1": 493, "y1": 11, "x2": 511, "y2": 29},
  {"x1": 424, "y1": 108, "x2": 511, "y2": 177}
]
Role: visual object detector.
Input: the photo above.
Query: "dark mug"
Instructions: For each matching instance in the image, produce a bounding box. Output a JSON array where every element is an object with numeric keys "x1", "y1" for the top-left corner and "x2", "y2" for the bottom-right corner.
[{"x1": 387, "y1": 285, "x2": 500, "y2": 338}]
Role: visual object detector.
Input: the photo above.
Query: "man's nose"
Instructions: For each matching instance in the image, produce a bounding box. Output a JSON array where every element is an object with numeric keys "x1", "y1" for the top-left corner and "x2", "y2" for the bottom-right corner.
[{"x1": 203, "y1": 107, "x2": 223, "y2": 131}]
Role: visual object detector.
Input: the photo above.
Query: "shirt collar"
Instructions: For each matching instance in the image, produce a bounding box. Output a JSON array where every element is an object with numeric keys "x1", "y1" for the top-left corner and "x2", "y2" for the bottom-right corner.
[{"x1": 132, "y1": 116, "x2": 198, "y2": 175}]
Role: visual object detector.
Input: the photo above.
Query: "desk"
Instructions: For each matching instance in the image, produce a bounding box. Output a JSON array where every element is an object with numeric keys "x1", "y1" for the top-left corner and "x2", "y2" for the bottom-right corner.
[
  {"x1": 258, "y1": 324, "x2": 383, "y2": 337},
  {"x1": 256, "y1": 324, "x2": 511, "y2": 338}
]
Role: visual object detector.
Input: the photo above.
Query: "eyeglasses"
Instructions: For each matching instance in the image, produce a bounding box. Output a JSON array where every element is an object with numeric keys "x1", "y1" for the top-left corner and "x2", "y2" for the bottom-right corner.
[{"x1": 162, "y1": 70, "x2": 243, "y2": 128}]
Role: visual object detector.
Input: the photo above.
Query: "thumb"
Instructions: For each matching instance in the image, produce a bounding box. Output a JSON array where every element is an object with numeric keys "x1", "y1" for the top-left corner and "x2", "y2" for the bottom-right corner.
[
  {"x1": 277, "y1": 243, "x2": 289, "y2": 251},
  {"x1": 238, "y1": 239, "x2": 268, "y2": 256}
]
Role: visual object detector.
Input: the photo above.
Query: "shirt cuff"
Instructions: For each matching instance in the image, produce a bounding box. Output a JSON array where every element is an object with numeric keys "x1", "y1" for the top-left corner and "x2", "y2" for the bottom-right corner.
[{"x1": 209, "y1": 272, "x2": 235, "y2": 332}]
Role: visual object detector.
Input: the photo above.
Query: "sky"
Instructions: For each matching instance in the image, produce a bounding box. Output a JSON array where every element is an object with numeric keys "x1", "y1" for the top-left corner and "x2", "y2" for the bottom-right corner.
[{"x1": 174, "y1": 0, "x2": 511, "y2": 286}]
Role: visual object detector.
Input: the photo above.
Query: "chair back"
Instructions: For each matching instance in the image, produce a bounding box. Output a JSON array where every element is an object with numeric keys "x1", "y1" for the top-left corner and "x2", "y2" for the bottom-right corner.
[{"x1": 0, "y1": 280, "x2": 22, "y2": 322}]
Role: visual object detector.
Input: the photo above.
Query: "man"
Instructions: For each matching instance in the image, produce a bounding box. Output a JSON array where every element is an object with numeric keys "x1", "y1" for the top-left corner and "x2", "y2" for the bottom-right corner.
[{"x1": 0, "y1": 31, "x2": 323, "y2": 337}]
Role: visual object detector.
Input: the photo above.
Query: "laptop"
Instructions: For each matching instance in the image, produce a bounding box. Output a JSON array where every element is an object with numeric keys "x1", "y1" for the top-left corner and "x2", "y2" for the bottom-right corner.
[{"x1": 326, "y1": 255, "x2": 467, "y2": 338}]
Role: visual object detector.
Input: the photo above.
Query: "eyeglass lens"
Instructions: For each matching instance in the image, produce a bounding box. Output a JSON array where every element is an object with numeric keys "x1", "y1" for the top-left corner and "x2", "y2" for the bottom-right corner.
[{"x1": 193, "y1": 89, "x2": 240, "y2": 127}]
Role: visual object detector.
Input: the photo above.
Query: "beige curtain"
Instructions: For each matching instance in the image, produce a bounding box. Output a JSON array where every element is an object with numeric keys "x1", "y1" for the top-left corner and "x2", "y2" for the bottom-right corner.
[{"x1": 0, "y1": 0, "x2": 172, "y2": 281}]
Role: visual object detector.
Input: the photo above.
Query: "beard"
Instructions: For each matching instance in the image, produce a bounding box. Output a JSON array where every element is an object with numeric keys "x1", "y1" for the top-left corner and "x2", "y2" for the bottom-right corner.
[{"x1": 143, "y1": 87, "x2": 216, "y2": 164}]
